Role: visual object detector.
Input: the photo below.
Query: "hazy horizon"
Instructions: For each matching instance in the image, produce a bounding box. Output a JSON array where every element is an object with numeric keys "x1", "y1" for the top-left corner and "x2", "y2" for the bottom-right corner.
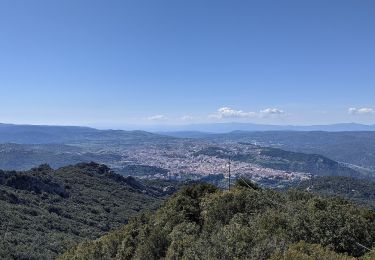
[{"x1": 2, "y1": 120, "x2": 375, "y2": 133}]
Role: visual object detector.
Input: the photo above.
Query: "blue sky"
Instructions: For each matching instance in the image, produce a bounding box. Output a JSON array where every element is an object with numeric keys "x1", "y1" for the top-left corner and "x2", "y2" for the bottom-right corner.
[{"x1": 0, "y1": 0, "x2": 374, "y2": 128}]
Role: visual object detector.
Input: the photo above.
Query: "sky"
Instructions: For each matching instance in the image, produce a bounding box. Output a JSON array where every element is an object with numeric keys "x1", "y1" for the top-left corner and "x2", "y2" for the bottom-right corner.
[{"x1": 0, "y1": 0, "x2": 374, "y2": 128}]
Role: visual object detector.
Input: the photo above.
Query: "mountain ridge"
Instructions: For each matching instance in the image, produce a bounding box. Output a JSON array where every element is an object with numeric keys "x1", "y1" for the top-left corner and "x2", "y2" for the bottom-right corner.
[
  {"x1": 0, "y1": 162, "x2": 175, "y2": 259},
  {"x1": 0, "y1": 123, "x2": 172, "y2": 145},
  {"x1": 153, "y1": 122, "x2": 375, "y2": 133}
]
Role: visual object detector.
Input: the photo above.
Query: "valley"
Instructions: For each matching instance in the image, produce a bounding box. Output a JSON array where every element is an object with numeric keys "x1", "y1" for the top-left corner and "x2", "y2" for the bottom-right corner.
[
  {"x1": 1, "y1": 124, "x2": 374, "y2": 187},
  {"x1": 1, "y1": 124, "x2": 375, "y2": 259}
]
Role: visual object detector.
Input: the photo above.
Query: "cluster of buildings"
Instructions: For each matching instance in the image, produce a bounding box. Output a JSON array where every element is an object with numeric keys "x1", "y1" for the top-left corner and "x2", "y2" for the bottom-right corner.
[{"x1": 117, "y1": 141, "x2": 309, "y2": 183}]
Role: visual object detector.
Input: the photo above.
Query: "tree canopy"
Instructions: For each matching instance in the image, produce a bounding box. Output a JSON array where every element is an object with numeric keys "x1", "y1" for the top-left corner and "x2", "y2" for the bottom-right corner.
[{"x1": 59, "y1": 181, "x2": 375, "y2": 259}]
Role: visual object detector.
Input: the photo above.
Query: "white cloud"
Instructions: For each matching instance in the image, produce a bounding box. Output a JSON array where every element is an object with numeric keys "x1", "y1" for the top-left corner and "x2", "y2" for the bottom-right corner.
[
  {"x1": 147, "y1": 114, "x2": 168, "y2": 121},
  {"x1": 260, "y1": 108, "x2": 285, "y2": 117},
  {"x1": 348, "y1": 107, "x2": 375, "y2": 115},
  {"x1": 216, "y1": 107, "x2": 257, "y2": 119},
  {"x1": 211, "y1": 107, "x2": 285, "y2": 120}
]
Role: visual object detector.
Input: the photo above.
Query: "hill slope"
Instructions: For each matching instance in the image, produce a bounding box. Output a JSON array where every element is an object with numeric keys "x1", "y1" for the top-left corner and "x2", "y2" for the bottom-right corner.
[
  {"x1": 295, "y1": 176, "x2": 375, "y2": 209},
  {"x1": 60, "y1": 182, "x2": 375, "y2": 259},
  {"x1": 0, "y1": 143, "x2": 124, "y2": 170},
  {"x1": 195, "y1": 145, "x2": 361, "y2": 178},
  {"x1": 0, "y1": 162, "x2": 174, "y2": 259},
  {"x1": 201, "y1": 131, "x2": 375, "y2": 169},
  {"x1": 0, "y1": 123, "x2": 171, "y2": 147}
]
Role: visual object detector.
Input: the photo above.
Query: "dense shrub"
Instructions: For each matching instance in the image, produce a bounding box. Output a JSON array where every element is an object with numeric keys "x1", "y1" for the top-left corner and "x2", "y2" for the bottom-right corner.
[
  {"x1": 0, "y1": 163, "x2": 173, "y2": 259},
  {"x1": 59, "y1": 183, "x2": 375, "y2": 259}
]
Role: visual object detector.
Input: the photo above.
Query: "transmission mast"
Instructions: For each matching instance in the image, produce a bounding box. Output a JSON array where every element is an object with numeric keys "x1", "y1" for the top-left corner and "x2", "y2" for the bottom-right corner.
[{"x1": 228, "y1": 156, "x2": 231, "y2": 190}]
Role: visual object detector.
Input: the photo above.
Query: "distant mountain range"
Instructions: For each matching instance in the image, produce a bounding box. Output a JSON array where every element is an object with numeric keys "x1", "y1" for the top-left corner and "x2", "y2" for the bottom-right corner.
[
  {"x1": 154, "y1": 122, "x2": 375, "y2": 133},
  {"x1": 1, "y1": 122, "x2": 375, "y2": 173},
  {"x1": 1, "y1": 122, "x2": 375, "y2": 144},
  {"x1": 0, "y1": 123, "x2": 169, "y2": 145},
  {"x1": 184, "y1": 131, "x2": 375, "y2": 170}
]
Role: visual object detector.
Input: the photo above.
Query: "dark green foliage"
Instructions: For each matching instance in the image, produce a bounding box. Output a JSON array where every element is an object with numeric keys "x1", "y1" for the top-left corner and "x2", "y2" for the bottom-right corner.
[
  {"x1": 0, "y1": 164, "x2": 69, "y2": 197},
  {"x1": 296, "y1": 176, "x2": 375, "y2": 209},
  {"x1": 199, "y1": 174, "x2": 228, "y2": 189},
  {"x1": 0, "y1": 162, "x2": 173, "y2": 259},
  {"x1": 193, "y1": 146, "x2": 230, "y2": 157},
  {"x1": 118, "y1": 164, "x2": 169, "y2": 178},
  {"x1": 60, "y1": 183, "x2": 375, "y2": 259},
  {"x1": 361, "y1": 249, "x2": 375, "y2": 260},
  {"x1": 235, "y1": 177, "x2": 261, "y2": 190},
  {"x1": 259, "y1": 147, "x2": 345, "y2": 174},
  {"x1": 270, "y1": 241, "x2": 355, "y2": 259}
]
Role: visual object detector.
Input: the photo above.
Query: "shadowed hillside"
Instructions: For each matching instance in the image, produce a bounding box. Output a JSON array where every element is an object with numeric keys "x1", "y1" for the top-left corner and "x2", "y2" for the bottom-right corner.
[{"x1": 0, "y1": 162, "x2": 176, "y2": 259}]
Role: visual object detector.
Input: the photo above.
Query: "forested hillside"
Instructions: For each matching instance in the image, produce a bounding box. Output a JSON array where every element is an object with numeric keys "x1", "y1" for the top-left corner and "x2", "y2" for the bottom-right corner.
[
  {"x1": 60, "y1": 182, "x2": 375, "y2": 259},
  {"x1": 296, "y1": 176, "x2": 375, "y2": 209},
  {"x1": 204, "y1": 131, "x2": 375, "y2": 169},
  {"x1": 195, "y1": 145, "x2": 362, "y2": 178},
  {"x1": 0, "y1": 162, "x2": 175, "y2": 259},
  {"x1": 0, "y1": 143, "x2": 123, "y2": 170}
]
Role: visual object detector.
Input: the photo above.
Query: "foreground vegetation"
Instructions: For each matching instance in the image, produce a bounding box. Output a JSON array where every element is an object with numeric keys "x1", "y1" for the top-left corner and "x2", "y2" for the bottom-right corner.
[
  {"x1": 60, "y1": 181, "x2": 375, "y2": 259},
  {"x1": 0, "y1": 162, "x2": 174, "y2": 259}
]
